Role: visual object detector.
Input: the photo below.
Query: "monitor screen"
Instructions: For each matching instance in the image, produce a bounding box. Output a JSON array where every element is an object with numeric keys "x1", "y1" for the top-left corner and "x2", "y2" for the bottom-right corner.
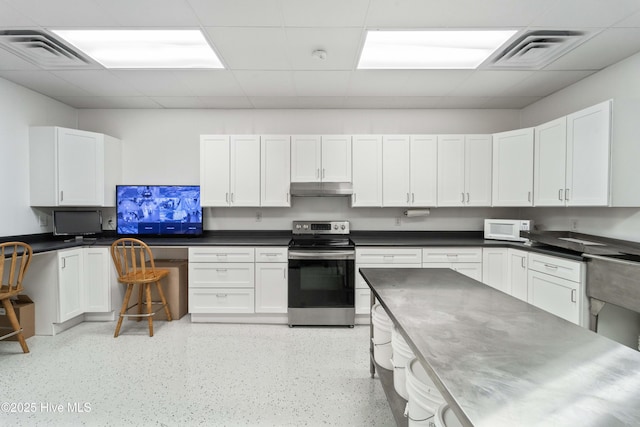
[
  {"x1": 116, "y1": 185, "x2": 202, "y2": 236},
  {"x1": 53, "y1": 210, "x2": 103, "y2": 236}
]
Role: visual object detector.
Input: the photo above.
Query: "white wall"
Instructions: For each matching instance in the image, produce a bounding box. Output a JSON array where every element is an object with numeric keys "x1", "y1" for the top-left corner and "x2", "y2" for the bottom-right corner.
[
  {"x1": 520, "y1": 51, "x2": 640, "y2": 242},
  {"x1": 0, "y1": 78, "x2": 77, "y2": 238},
  {"x1": 78, "y1": 108, "x2": 521, "y2": 230}
]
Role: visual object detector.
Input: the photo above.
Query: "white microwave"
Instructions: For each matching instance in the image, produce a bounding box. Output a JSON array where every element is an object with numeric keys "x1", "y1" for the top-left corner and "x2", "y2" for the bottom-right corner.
[{"x1": 484, "y1": 219, "x2": 532, "y2": 242}]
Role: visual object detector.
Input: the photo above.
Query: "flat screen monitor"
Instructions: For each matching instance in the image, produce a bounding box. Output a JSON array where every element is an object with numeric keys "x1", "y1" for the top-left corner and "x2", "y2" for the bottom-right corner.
[
  {"x1": 116, "y1": 185, "x2": 202, "y2": 236},
  {"x1": 53, "y1": 210, "x2": 103, "y2": 236}
]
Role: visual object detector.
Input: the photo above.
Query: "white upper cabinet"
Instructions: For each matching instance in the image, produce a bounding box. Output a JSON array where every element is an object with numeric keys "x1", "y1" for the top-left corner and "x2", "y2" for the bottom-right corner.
[
  {"x1": 437, "y1": 135, "x2": 492, "y2": 206},
  {"x1": 566, "y1": 100, "x2": 611, "y2": 206},
  {"x1": 492, "y1": 128, "x2": 534, "y2": 206},
  {"x1": 352, "y1": 135, "x2": 383, "y2": 207},
  {"x1": 200, "y1": 135, "x2": 260, "y2": 207},
  {"x1": 383, "y1": 135, "x2": 437, "y2": 207},
  {"x1": 291, "y1": 135, "x2": 351, "y2": 183},
  {"x1": 261, "y1": 135, "x2": 291, "y2": 207},
  {"x1": 29, "y1": 126, "x2": 121, "y2": 207},
  {"x1": 534, "y1": 117, "x2": 567, "y2": 206}
]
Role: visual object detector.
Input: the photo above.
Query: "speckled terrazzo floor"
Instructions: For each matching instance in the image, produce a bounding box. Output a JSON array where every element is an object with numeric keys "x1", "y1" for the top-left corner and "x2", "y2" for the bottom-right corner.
[{"x1": 0, "y1": 318, "x2": 394, "y2": 426}]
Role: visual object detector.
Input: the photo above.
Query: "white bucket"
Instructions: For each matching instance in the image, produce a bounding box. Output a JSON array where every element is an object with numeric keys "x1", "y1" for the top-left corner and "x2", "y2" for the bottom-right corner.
[
  {"x1": 372, "y1": 304, "x2": 393, "y2": 370},
  {"x1": 405, "y1": 358, "x2": 444, "y2": 426},
  {"x1": 391, "y1": 327, "x2": 415, "y2": 400},
  {"x1": 435, "y1": 404, "x2": 463, "y2": 427}
]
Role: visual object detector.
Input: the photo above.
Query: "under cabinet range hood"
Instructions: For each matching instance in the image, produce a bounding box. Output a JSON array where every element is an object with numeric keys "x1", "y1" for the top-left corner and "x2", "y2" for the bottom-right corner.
[{"x1": 289, "y1": 182, "x2": 353, "y2": 197}]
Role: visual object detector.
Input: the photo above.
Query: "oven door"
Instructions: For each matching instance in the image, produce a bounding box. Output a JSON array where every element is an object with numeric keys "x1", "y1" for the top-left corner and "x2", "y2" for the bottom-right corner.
[{"x1": 288, "y1": 250, "x2": 355, "y2": 308}]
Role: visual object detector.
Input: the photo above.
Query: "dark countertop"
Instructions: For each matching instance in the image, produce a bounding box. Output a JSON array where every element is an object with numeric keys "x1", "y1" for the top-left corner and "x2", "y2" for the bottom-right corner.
[
  {"x1": 523, "y1": 230, "x2": 640, "y2": 258},
  {"x1": 361, "y1": 267, "x2": 640, "y2": 427}
]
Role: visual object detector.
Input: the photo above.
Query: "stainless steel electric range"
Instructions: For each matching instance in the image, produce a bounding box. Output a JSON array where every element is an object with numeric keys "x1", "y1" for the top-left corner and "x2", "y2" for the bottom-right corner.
[{"x1": 287, "y1": 220, "x2": 355, "y2": 327}]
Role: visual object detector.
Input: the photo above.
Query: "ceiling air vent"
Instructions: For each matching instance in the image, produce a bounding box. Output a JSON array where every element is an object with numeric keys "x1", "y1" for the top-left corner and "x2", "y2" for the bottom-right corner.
[
  {"x1": 484, "y1": 30, "x2": 589, "y2": 70},
  {"x1": 0, "y1": 29, "x2": 95, "y2": 69}
]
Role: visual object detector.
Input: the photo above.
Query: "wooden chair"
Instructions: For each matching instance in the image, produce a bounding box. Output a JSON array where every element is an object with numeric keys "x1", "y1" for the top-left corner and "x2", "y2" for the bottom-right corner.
[
  {"x1": 110, "y1": 238, "x2": 172, "y2": 337},
  {"x1": 0, "y1": 242, "x2": 33, "y2": 353}
]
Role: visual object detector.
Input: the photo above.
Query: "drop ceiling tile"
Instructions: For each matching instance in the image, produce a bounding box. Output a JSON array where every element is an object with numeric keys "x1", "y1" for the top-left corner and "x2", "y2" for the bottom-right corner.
[
  {"x1": 295, "y1": 97, "x2": 346, "y2": 108},
  {"x1": 205, "y1": 27, "x2": 290, "y2": 70},
  {"x1": 0, "y1": 1, "x2": 38, "y2": 26},
  {"x1": 0, "y1": 47, "x2": 40, "y2": 70},
  {"x1": 482, "y1": 97, "x2": 543, "y2": 109},
  {"x1": 347, "y1": 71, "x2": 411, "y2": 96},
  {"x1": 0, "y1": 70, "x2": 89, "y2": 97},
  {"x1": 94, "y1": 0, "x2": 200, "y2": 26},
  {"x1": 199, "y1": 96, "x2": 253, "y2": 108},
  {"x1": 614, "y1": 9, "x2": 640, "y2": 26},
  {"x1": 172, "y1": 70, "x2": 245, "y2": 96},
  {"x1": 285, "y1": 28, "x2": 363, "y2": 71},
  {"x1": 7, "y1": 0, "x2": 118, "y2": 26},
  {"x1": 505, "y1": 71, "x2": 594, "y2": 98},
  {"x1": 404, "y1": 70, "x2": 475, "y2": 96},
  {"x1": 149, "y1": 96, "x2": 206, "y2": 108},
  {"x1": 233, "y1": 71, "x2": 295, "y2": 96},
  {"x1": 187, "y1": 0, "x2": 283, "y2": 27},
  {"x1": 449, "y1": 71, "x2": 534, "y2": 97},
  {"x1": 545, "y1": 28, "x2": 640, "y2": 71},
  {"x1": 292, "y1": 71, "x2": 351, "y2": 96},
  {"x1": 531, "y1": 0, "x2": 640, "y2": 28},
  {"x1": 110, "y1": 70, "x2": 194, "y2": 96},
  {"x1": 54, "y1": 96, "x2": 113, "y2": 109},
  {"x1": 366, "y1": 0, "x2": 555, "y2": 27},
  {"x1": 100, "y1": 97, "x2": 162, "y2": 109},
  {"x1": 281, "y1": 0, "x2": 369, "y2": 27},
  {"x1": 51, "y1": 70, "x2": 143, "y2": 96}
]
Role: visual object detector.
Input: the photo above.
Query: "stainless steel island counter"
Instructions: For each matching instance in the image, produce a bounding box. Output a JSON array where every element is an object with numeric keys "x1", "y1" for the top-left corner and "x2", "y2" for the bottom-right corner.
[{"x1": 360, "y1": 267, "x2": 640, "y2": 427}]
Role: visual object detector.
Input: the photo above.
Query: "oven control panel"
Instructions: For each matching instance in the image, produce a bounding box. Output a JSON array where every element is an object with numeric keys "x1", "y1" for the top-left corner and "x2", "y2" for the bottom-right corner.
[{"x1": 292, "y1": 220, "x2": 350, "y2": 235}]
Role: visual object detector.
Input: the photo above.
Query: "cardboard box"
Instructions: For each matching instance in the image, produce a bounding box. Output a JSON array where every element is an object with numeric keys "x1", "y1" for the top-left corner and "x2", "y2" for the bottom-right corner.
[
  {"x1": 0, "y1": 295, "x2": 35, "y2": 341},
  {"x1": 127, "y1": 260, "x2": 188, "y2": 321}
]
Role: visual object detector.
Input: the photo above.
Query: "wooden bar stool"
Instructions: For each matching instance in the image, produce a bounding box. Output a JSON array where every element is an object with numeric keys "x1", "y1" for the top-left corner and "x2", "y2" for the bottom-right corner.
[
  {"x1": 0, "y1": 242, "x2": 33, "y2": 353},
  {"x1": 110, "y1": 238, "x2": 172, "y2": 337}
]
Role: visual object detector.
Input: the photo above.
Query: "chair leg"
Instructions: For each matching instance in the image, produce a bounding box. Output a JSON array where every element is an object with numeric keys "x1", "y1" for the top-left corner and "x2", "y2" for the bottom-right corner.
[
  {"x1": 155, "y1": 281, "x2": 172, "y2": 321},
  {"x1": 114, "y1": 284, "x2": 134, "y2": 338},
  {"x1": 1, "y1": 298, "x2": 28, "y2": 353},
  {"x1": 136, "y1": 284, "x2": 144, "y2": 322},
  {"x1": 146, "y1": 283, "x2": 154, "y2": 337}
]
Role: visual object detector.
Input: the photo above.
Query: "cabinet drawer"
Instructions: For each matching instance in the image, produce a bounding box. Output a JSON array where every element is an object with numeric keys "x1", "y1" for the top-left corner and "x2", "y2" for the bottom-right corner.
[
  {"x1": 355, "y1": 288, "x2": 371, "y2": 315},
  {"x1": 423, "y1": 247, "x2": 482, "y2": 263},
  {"x1": 528, "y1": 270, "x2": 579, "y2": 325},
  {"x1": 188, "y1": 263, "x2": 255, "y2": 288},
  {"x1": 189, "y1": 247, "x2": 255, "y2": 263},
  {"x1": 356, "y1": 248, "x2": 422, "y2": 264},
  {"x1": 188, "y1": 288, "x2": 255, "y2": 314},
  {"x1": 528, "y1": 253, "x2": 582, "y2": 283},
  {"x1": 255, "y1": 247, "x2": 288, "y2": 263}
]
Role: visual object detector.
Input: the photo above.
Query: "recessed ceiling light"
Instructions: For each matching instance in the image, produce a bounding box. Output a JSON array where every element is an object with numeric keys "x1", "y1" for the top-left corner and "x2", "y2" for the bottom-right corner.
[
  {"x1": 358, "y1": 30, "x2": 518, "y2": 69},
  {"x1": 51, "y1": 29, "x2": 224, "y2": 69}
]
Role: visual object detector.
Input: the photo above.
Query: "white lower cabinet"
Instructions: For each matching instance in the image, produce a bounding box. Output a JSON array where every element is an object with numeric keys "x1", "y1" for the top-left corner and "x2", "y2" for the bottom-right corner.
[
  {"x1": 189, "y1": 288, "x2": 255, "y2": 314},
  {"x1": 482, "y1": 248, "x2": 509, "y2": 293},
  {"x1": 255, "y1": 247, "x2": 288, "y2": 314},
  {"x1": 83, "y1": 247, "x2": 112, "y2": 313},
  {"x1": 508, "y1": 249, "x2": 528, "y2": 302},
  {"x1": 423, "y1": 247, "x2": 483, "y2": 281},
  {"x1": 58, "y1": 249, "x2": 84, "y2": 323}
]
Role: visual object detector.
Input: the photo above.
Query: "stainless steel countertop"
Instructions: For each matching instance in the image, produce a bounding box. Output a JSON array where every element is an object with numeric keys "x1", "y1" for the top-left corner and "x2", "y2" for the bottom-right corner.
[{"x1": 361, "y1": 267, "x2": 640, "y2": 427}]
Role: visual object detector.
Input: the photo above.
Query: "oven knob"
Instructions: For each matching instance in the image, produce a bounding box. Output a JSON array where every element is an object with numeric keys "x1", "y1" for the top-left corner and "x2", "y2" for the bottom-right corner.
[
  {"x1": 303, "y1": 224, "x2": 309, "y2": 229},
  {"x1": 341, "y1": 225, "x2": 346, "y2": 230},
  {"x1": 295, "y1": 224, "x2": 302, "y2": 229},
  {"x1": 334, "y1": 224, "x2": 338, "y2": 230}
]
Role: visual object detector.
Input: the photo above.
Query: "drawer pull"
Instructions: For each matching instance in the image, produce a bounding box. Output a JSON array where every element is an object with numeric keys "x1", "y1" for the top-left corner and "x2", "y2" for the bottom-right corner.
[
  {"x1": 216, "y1": 268, "x2": 228, "y2": 272},
  {"x1": 264, "y1": 253, "x2": 280, "y2": 257},
  {"x1": 571, "y1": 289, "x2": 577, "y2": 303},
  {"x1": 216, "y1": 294, "x2": 228, "y2": 298},
  {"x1": 544, "y1": 263, "x2": 558, "y2": 270}
]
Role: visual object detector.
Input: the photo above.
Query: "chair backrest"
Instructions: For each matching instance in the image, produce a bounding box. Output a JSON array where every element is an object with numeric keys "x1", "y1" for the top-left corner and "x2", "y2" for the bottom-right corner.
[
  {"x1": 110, "y1": 237, "x2": 158, "y2": 280},
  {"x1": 0, "y1": 242, "x2": 33, "y2": 295}
]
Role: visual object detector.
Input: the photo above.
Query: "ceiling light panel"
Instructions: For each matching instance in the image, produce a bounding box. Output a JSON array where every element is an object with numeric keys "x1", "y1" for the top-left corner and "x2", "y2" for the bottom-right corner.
[
  {"x1": 51, "y1": 29, "x2": 224, "y2": 69},
  {"x1": 358, "y1": 30, "x2": 517, "y2": 69}
]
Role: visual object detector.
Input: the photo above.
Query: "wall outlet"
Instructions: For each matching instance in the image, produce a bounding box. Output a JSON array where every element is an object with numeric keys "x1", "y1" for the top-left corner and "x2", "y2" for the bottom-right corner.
[
  {"x1": 38, "y1": 214, "x2": 48, "y2": 227},
  {"x1": 256, "y1": 211, "x2": 262, "y2": 222},
  {"x1": 571, "y1": 219, "x2": 578, "y2": 231},
  {"x1": 395, "y1": 217, "x2": 401, "y2": 226}
]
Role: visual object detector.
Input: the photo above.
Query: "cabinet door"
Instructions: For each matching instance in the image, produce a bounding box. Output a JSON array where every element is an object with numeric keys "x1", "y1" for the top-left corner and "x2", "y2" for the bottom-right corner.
[
  {"x1": 321, "y1": 135, "x2": 352, "y2": 182},
  {"x1": 261, "y1": 135, "x2": 291, "y2": 207},
  {"x1": 382, "y1": 135, "x2": 411, "y2": 206},
  {"x1": 528, "y1": 270, "x2": 579, "y2": 325},
  {"x1": 58, "y1": 249, "x2": 84, "y2": 322},
  {"x1": 508, "y1": 249, "x2": 528, "y2": 302},
  {"x1": 566, "y1": 100, "x2": 611, "y2": 206},
  {"x1": 437, "y1": 135, "x2": 465, "y2": 206},
  {"x1": 291, "y1": 135, "x2": 321, "y2": 182},
  {"x1": 534, "y1": 117, "x2": 567, "y2": 206},
  {"x1": 83, "y1": 247, "x2": 111, "y2": 313},
  {"x1": 57, "y1": 128, "x2": 103, "y2": 206},
  {"x1": 355, "y1": 288, "x2": 371, "y2": 315},
  {"x1": 255, "y1": 263, "x2": 288, "y2": 313},
  {"x1": 492, "y1": 128, "x2": 534, "y2": 206},
  {"x1": 482, "y1": 248, "x2": 509, "y2": 294},
  {"x1": 352, "y1": 135, "x2": 383, "y2": 207},
  {"x1": 410, "y1": 135, "x2": 437, "y2": 206},
  {"x1": 230, "y1": 135, "x2": 260, "y2": 206},
  {"x1": 465, "y1": 135, "x2": 493, "y2": 206},
  {"x1": 200, "y1": 135, "x2": 230, "y2": 206}
]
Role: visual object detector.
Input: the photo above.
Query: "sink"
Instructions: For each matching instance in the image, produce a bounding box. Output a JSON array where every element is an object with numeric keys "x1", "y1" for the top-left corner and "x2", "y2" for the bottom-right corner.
[{"x1": 558, "y1": 237, "x2": 606, "y2": 246}]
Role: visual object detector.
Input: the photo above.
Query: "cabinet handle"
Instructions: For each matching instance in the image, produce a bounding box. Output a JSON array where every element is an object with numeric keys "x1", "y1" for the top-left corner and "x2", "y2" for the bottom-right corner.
[
  {"x1": 60, "y1": 190, "x2": 64, "y2": 202},
  {"x1": 406, "y1": 193, "x2": 410, "y2": 203},
  {"x1": 283, "y1": 269, "x2": 287, "y2": 279},
  {"x1": 527, "y1": 191, "x2": 531, "y2": 202},
  {"x1": 544, "y1": 263, "x2": 558, "y2": 270},
  {"x1": 571, "y1": 289, "x2": 577, "y2": 303},
  {"x1": 353, "y1": 193, "x2": 357, "y2": 203},
  {"x1": 286, "y1": 192, "x2": 289, "y2": 203},
  {"x1": 466, "y1": 193, "x2": 470, "y2": 203},
  {"x1": 316, "y1": 168, "x2": 320, "y2": 179},
  {"x1": 521, "y1": 258, "x2": 526, "y2": 268},
  {"x1": 216, "y1": 294, "x2": 228, "y2": 298},
  {"x1": 322, "y1": 168, "x2": 326, "y2": 179},
  {"x1": 565, "y1": 188, "x2": 570, "y2": 201},
  {"x1": 412, "y1": 193, "x2": 415, "y2": 203},
  {"x1": 216, "y1": 268, "x2": 228, "y2": 272},
  {"x1": 558, "y1": 189, "x2": 563, "y2": 201},
  {"x1": 225, "y1": 192, "x2": 229, "y2": 203},
  {"x1": 61, "y1": 257, "x2": 66, "y2": 269},
  {"x1": 461, "y1": 192, "x2": 465, "y2": 203},
  {"x1": 231, "y1": 193, "x2": 235, "y2": 203}
]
